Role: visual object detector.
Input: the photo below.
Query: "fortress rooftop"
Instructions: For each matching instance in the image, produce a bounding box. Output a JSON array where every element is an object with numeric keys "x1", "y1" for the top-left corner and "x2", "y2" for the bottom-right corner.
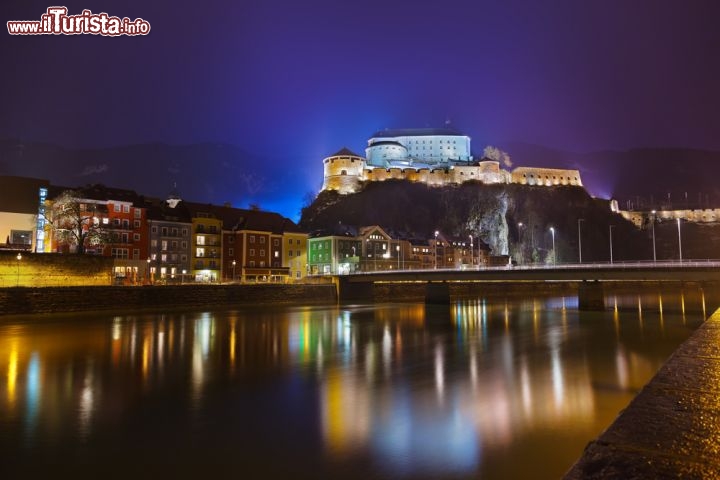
[{"x1": 370, "y1": 127, "x2": 466, "y2": 138}]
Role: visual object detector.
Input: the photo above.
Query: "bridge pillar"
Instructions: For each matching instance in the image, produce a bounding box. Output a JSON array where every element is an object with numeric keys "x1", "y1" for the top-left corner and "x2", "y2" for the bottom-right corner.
[
  {"x1": 335, "y1": 276, "x2": 374, "y2": 303},
  {"x1": 578, "y1": 281, "x2": 605, "y2": 311},
  {"x1": 425, "y1": 282, "x2": 451, "y2": 305}
]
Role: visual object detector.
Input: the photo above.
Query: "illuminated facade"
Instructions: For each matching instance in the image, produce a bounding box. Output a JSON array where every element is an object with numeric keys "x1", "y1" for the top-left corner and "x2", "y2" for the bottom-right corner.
[{"x1": 322, "y1": 129, "x2": 583, "y2": 195}]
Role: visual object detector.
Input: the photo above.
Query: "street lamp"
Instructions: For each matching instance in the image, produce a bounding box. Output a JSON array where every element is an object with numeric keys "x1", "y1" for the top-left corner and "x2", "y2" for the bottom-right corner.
[
  {"x1": 677, "y1": 218, "x2": 683, "y2": 262},
  {"x1": 549, "y1": 227, "x2": 556, "y2": 265},
  {"x1": 396, "y1": 244, "x2": 400, "y2": 270},
  {"x1": 182, "y1": 269, "x2": 186, "y2": 284},
  {"x1": 232, "y1": 260, "x2": 236, "y2": 282},
  {"x1": 609, "y1": 225, "x2": 615, "y2": 264},
  {"x1": 468, "y1": 235, "x2": 473, "y2": 269},
  {"x1": 16, "y1": 252, "x2": 22, "y2": 287},
  {"x1": 146, "y1": 257, "x2": 151, "y2": 284},
  {"x1": 577, "y1": 219, "x2": 585, "y2": 264},
  {"x1": 651, "y1": 210, "x2": 657, "y2": 262},
  {"x1": 434, "y1": 230, "x2": 439, "y2": 269}
]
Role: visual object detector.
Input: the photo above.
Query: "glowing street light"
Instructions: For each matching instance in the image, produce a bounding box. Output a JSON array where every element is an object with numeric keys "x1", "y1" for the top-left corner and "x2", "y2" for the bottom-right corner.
[
  {"x1": 146, "y1": 257, "x2": 151, "y2": 284},
  {"x1": 549, "y1": 227, "x2": 556, "y2": 265},
  {"x1": 434, "y1": 230, "x2": 439, "y2": 269},
  {"x1": 577, "y1": 218, "x2": 585, "y2": 263},
  {"x1": 468, "y1": 235, "x2": 473, "y2": 269},
  {"x1": 677, "y1": 218, "x2": 683, "y2": 262},
  {"x1": 651, "y1": 210, "x2": 657, "y2": 262},
  {"x1": 396, "y1": 244, "x2": 400, "y2": 270},
  {"x1": 232, "y1": 259, "x2": 236, "y2": 282},
  {"x1": 16, "y1": 252, "x2": 22, "y2": 287}
]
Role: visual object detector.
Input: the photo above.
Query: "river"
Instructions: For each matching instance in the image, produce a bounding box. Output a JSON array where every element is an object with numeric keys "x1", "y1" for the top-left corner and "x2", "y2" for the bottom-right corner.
[{"x1": 0, "y1": 287, "x2": 714, "y2": 478}]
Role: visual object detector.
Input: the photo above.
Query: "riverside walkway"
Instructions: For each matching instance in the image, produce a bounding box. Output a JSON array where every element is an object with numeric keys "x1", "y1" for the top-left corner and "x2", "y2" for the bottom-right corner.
[{"x1": 565, "y1": 308, "x2": 720, "y2": 478}]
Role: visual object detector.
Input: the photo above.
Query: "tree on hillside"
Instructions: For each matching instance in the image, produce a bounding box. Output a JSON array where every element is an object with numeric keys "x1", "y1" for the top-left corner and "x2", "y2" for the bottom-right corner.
[
  {"x1": 483, "y1": 146, "x2": 513, "y2": 168},
  {"x1": 43, "y1": 190, "x2": 110, "y2": 254}
]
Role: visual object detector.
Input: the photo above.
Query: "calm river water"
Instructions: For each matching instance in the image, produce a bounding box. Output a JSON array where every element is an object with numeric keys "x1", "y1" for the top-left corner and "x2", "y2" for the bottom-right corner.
[{"x1": 0, "y1": 287, "x2": 715, "y2": 479}]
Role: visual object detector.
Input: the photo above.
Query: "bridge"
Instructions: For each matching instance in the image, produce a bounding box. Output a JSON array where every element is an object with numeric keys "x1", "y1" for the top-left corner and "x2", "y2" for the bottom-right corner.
[{"x1": 329, "y1": 261, "x2": 720, "y2": 309}]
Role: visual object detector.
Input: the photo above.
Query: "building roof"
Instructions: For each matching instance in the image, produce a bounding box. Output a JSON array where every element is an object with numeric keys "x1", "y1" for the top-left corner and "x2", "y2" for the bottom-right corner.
[
  {"x1": 145, "y1": 198, "x2": 192, "y2": 223},
  {"x1": 0, "y1": 175, "x2": 49, "y2": 214},
  {"x1": 183, "y1": 201, "x2": 304, "y2": 234},
  {"x1": 370, "y1": 128, "x2": 466, "y2": 138},
  {"x1": 368, "y1": 140, "x2": 405, "y2": 148},
  {"x1": 328, "y1": 147, "x2": 362, "y2": 158},
  {"x1": 47, "y1": 183, "x2": 145, "y2": 206}
]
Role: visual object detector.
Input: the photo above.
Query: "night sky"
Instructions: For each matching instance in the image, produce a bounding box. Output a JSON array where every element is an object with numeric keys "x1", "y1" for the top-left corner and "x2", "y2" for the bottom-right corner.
[{"x1": 2, "y1": 0, "x2": 720, "y2": 218}]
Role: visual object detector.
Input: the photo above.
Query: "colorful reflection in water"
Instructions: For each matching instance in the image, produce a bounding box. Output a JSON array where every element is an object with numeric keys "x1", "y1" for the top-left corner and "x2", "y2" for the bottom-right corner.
[{"x1": 0, "y1": 287, "x2": 714, "y2": 478}]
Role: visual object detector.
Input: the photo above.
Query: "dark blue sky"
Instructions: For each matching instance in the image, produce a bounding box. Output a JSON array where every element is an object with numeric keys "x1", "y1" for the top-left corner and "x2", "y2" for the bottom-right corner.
[{"x1": 2, "y1": 0, "x2": 720, "y2": 218}]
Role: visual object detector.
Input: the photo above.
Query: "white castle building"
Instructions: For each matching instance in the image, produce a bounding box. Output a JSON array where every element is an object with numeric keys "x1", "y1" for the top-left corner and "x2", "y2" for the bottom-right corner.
[{"x1": 322, "y1": 128, "x2": 583, "y2": 194}]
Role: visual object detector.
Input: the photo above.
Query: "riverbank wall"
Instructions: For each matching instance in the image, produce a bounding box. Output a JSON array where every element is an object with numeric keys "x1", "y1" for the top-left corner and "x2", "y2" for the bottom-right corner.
[
  {"x1": 0, "y1": 284, "x2": 338, "y2": 316},
  {"x1": 564, "y1": 308, "x2": 720, "y2": 478}
]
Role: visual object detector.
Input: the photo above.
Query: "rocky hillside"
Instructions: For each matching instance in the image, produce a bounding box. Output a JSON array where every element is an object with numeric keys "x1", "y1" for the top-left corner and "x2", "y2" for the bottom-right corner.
[{"x1": 300, "y1": 180, "x2": 720, "y2": 263}]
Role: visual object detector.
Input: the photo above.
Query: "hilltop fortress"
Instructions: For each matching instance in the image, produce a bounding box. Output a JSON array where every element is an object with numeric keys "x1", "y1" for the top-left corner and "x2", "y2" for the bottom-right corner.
[{"x1": 322, "y1": 128, "x2": 583, "y2": 194}]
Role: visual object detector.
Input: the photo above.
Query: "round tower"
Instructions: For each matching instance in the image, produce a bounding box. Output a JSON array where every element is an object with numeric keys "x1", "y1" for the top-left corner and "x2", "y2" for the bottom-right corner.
[{"x1": 322, "y1": 147, "x2": 366, "y2": 194}]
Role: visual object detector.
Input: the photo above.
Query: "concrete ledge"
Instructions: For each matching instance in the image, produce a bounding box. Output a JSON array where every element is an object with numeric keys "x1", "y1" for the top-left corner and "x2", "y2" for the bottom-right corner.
[
  {"x1": 0, "y1": 284, "x2": 338, "y2": 316},
  {"x1": 565, "y1": 309, "x2": 720, "y2": 479}
]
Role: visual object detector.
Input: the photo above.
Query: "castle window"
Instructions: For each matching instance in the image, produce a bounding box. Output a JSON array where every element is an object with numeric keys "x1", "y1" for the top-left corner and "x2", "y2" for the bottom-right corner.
[{"x1": 341, "y1": 170, "x2": 347, "y2": 175}]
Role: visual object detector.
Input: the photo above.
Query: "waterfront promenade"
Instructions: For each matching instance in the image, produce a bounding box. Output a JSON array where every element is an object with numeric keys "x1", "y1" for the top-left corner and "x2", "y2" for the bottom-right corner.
[{"x1": 565, "y1": 308, "x2": 720, "y2": 478}]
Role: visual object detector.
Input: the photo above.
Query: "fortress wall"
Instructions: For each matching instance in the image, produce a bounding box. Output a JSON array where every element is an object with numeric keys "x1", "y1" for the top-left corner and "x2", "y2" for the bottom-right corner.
[
  {"x1": 511, "y1": 167, "x2": 582, "y2": 186},
  {"x1": 388, "y1": 168, "x2": 403, "y2": 180},
  {"x1": 621, "y1": 208, "x2": 720, "y2": 227},
  {"x1": 322, "y1": 175, "x2": 361, "y2": 194}
]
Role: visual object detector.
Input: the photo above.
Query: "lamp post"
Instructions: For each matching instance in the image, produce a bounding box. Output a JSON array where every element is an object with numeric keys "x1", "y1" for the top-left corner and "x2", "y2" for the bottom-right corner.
[
  {"x1": 549, "y1": 227, "x2": 556, "y2": 265},
  {"x1": 469, "y1": 235, "x2": 473, "y2": 269},
  {"x1": 577, "y1": 218, "x2": 585, "y2": 264},
  {"x1": 182, "y1": 269, "x2": 186, "y2": 285},
  {"x1": 677, "y1": 218, "x2": 683, "y2": 262},
  {"x1": 434, "y1": 230, "x2": 439, "y2": 269},
  {"x1": 609, "y1": 225, "x2": 615, "y2": 264},
  {"x1": 232, "y1": 260, "x2": 236, "y2": 282},
  {"x1": 146, "y1": 257, "x2": 151, "y2": 284},
  {"x1": 396, "y1": 244, "x2": 400, "y2": 270},
  {"x1": 651, "y1": 210, "x2": 657, "y2": 262},
  {"x1": 16, "y1": 252, "x2": 22, "y2": 287}
]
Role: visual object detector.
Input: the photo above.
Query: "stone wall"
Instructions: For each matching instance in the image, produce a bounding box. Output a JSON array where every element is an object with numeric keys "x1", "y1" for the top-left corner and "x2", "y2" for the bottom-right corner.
[
  {"x1": 0, "y1": 284, "x2": 338, "y2": 315},
  {"x1": 0, "y1": 251, "x2": 113, "y2": 288}
]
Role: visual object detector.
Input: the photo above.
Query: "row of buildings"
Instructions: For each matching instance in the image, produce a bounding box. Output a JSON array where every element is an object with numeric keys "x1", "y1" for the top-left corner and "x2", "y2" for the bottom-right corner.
[{"x1": 0, "y1": 175, "x2": 493, "y2": 284}]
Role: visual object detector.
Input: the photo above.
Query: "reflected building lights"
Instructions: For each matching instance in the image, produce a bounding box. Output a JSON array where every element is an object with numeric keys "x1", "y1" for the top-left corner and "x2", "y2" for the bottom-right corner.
[
  {"x1": 434, "y1": 343, "x2": 445, "y2": 401},
  {"x1": 7, "y1": 343, "x2": 18, "y2": 410},
  {"x1": 25, "y1": 352, "x2": 41, "y2": 434},
  {"x1": 615, "y1": 347, "x2": 629, "y2": 390},
  {"x1": 701, "y1": 289, "x2": 707, "y2": 318},
  {"x1": 382, "y1": 326, "x2": 392, "y2": 377}
]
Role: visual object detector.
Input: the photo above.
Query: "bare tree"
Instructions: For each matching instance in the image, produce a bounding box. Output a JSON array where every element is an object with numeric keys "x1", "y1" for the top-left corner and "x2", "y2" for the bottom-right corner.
[
  {"x1": 44, "y1": 190, "x2": 110, "y2": 254},
  {"x1": 483, "y1": 146, "x2": 513, "y2": 168}
]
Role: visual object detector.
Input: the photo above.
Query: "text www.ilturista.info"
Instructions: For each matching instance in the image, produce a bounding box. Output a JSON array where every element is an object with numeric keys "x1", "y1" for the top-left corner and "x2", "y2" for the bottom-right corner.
[{"x1": 7, "y1": 7, "x2": 150, "y2": 36}]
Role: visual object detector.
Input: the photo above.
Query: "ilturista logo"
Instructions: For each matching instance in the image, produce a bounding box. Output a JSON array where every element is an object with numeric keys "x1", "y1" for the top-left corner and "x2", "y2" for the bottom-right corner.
[{"x1": 7, "y1": 7, "x2": 151, "y2": 36}]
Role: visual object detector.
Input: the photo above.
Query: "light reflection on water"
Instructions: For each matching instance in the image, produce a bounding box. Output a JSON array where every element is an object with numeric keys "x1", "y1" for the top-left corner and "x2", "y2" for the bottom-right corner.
[{"x1": 0, "y1": 287, "x2": 714, "y2": 478}]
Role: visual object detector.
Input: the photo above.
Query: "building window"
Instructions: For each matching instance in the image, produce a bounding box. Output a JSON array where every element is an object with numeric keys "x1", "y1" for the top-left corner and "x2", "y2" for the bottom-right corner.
[
  {"x1": 296, "y1": 250, "x2": 301, "y2": 256},
  {"x1": 249, "y1": 261, "x2": 255, "y2": 267},
  {"x1": 134, "y1": 220, "x2": 141, "y2": 228},
  {"x1": 260, "y1": 237, "x2": 266, "y2": 244},
  {"x1": 161, "y1": 254, "x2": 167, "y2": 263},
  {"x1": 114, "y1": 204, "x2": 121, "y2": 212},
  {"x1": 181, "y1": 255, "x2": 187, "y2": 262},
  {"x1": 260, "y1": 261, "x2": 265, "y2": 267},
  {"x1": 181, "y1": 241, "x2": 187, "y2": 249},
  {"x1": 250, "y1": 249, "x2": 255, "y2": 256},
  {"x1": 260, "y1": 250, "x2": 265, "y2": 257},
  {"x1": 134, "y1": 209, "x2": 141, "y2": 219},
  {"x1": 274, "y1": 251, "x2": 279, "y2": 258},
  {"x1": 162, "y1": 240, "x2": 168, "y2": 250},
  {"x1": 273, "y1": 239, "x2": 279, "y2": 246},
  {"x1": 123, "y1": 205, "x2": 130, "y2": 213},
  {"x1": 172, "y1": 228, "x2": 178, "y2": 236},
  {"x1": 133, "y1": 249, "x2": 139, "y2": 259},
  {"x1": 172, "y1": 241, "x2": 178, "y2": 249},
  {"x1": 196, "y1": 247, "x2": 205, "y2": 257},
  {"x1": 151, "y1": 240, "x2": 157, "y2": 248},
  {"x1": 133, "y1": 233, "x2": 140, "y2": 241},
  {"x1": 151, "y1": 226, "x2": 157, "y2": 234},
  {"x1": 122, "y1": 219, "x2": 130, "y2": 229},
  {"x1": 182, "y1": 229, "x2": 188, "y2": 236},
  {"x1": 289, "y1": 251, "x2": 293, "y2": 257},
  {"x1": 250, "y1": 235, "x2": 255, "y2": 243},
  {"x1": 197, "y1": 236, "x2": 205, "y2": 245},
  {"x1": 229, "y1": 248, "x2": 234, "y2": 256},
  {"x1": 228, "y1": 236, "x2": 235, "y2": 244}
]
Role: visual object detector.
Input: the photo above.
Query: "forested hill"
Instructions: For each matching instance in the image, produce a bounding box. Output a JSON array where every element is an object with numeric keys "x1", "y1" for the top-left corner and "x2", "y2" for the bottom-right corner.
[{"x1": 299, "y1": 180, "x2": 719, "y2": 263}]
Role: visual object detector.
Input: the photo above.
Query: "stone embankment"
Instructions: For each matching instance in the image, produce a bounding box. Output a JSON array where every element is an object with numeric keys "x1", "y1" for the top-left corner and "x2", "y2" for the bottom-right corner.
[
  {"x1": 565, "y1": 309, "x2": 720, "y2": 478},
  {"x1": 0, "y1": 284, "x2": 337, "y2": 316}
]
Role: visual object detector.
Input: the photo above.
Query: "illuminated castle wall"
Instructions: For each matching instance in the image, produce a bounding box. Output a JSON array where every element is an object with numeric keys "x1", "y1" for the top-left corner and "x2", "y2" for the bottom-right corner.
[{"x1": 322, "y1": 129, "x2": 583, "y2": 194}]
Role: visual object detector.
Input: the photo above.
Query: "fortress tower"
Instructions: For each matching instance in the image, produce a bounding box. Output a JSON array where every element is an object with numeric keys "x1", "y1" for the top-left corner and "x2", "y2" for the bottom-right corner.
[{"x1": 322, "y1": 147, "x2": 366, "y2": 194}]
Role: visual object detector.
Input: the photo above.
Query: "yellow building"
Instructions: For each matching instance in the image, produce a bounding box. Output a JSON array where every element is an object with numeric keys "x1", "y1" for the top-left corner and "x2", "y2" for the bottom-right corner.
[
  {"x1": 283, "y1": 230, "x2": 308, "y2": 282},
  {"x1": 186, "y1": 206, "x2": 223, "y2": 282}
]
